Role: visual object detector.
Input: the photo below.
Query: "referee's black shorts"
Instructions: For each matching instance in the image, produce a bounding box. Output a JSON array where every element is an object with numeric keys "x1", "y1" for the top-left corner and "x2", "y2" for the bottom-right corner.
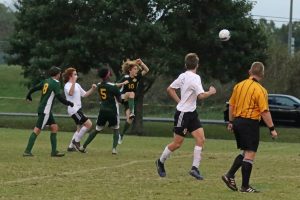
[{"x1": 233, "y1": 117, "x2": 260, "y2": 152}]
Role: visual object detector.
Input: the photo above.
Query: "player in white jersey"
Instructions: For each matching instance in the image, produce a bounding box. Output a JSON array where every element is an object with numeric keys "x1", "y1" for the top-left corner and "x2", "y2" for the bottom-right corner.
[
  {"x1": 155, "y1": 53, "x2": 216, "y2": 180},
  {"x1": 63, "y1": 67, "x2": 97, "y2": 152}
]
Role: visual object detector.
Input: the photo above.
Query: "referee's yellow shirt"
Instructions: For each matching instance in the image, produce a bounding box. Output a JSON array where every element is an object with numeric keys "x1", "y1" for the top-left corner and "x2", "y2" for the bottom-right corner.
[{"x1": 229, "y1": 77, "x2": 269, "y2": 120}]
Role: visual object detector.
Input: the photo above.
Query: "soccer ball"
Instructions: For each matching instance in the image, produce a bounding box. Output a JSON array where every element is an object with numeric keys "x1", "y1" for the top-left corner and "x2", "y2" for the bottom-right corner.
[{"x1": 219, "y1": 29, "x2": 230, "y2": 41}]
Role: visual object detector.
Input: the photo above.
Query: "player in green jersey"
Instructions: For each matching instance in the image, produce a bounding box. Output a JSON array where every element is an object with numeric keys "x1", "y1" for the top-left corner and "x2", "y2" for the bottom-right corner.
[
  {"x1": 117, "y1": 58, "x2": 149, "y2": 144},
  {"x1": 23, "y1": 66, "x2": 74, "y2": 157},
  {"x1": 80, "y1": 68, "x2": 127, "y2": 154}
]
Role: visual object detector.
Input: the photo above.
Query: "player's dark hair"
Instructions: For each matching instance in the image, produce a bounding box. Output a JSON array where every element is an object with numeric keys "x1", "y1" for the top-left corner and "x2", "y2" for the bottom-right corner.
[
  {"x1": 48, "y1": 66, "x2": 61, "y2": 77},
  {"x1": 63, "y1": 67, "x2": 76, "y2": 83},
  {"x1": 98, "y1": 68, "x2": 111, "y2": 80},
  {"x1": 185, "y1": 53, "x2": 199, "y2": 70}
]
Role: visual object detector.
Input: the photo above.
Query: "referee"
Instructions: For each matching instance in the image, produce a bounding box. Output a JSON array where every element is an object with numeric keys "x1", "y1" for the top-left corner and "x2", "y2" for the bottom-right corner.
[{"x1": 221, "y1": 62, "x2": 278, "y2": 193}]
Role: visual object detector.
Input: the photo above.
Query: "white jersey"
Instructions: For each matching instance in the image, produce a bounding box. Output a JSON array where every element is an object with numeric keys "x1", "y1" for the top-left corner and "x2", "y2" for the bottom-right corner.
[
  {"x1": 170, "y1": 71, "x2": 204, "y2": 112},
  {"x1": 64, "y1": 82, "x2": 87, "y2": 115}
]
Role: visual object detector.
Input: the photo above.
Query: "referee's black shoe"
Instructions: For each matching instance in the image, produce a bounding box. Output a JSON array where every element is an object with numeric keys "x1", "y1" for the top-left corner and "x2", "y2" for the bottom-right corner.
[
  {"x1": 240, "y1": 186, "x2": 260, "y2": 193},
  {"x1": 222, "y1": 174, "x2": 238, "y2": 191}
]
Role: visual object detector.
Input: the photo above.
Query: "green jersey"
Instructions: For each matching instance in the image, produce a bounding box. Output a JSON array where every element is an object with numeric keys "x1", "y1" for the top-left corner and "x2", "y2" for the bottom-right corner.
[
  {"x1": 36, "y1": 78, "x2": 61, "y2": 114},
  {"x1": 97, "y1": 81, "x2": 121, "y2": 114},
  {"x1": 118, "y1": 73, "x2": 142, "y2": 94}
]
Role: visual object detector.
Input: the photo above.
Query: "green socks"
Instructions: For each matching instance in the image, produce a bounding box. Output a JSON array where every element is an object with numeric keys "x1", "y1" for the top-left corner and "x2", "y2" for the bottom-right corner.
[
  {"x1": 128, "y1": 98, "x2": 135, "y2": 114},
  {"x1": 122, "y1": 122, "x2": 131, "y2": 135},
  {"x1": 25, "y1": 132, "x2": 38, "y2": 153},
  {"x1": 113, "y1": 130, "x2": 119, "y2": 149},
  {"x1": 50, "y1": 133, "x2": 57, "y2": 154},
  {"x1": 83, "y1": 130, "x2": 99, "y2": 149}
]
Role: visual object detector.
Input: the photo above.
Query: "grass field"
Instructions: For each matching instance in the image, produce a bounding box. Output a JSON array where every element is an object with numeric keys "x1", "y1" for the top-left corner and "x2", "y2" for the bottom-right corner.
[{"x1": 1, "y1": 128, "x2": 300, "y2": 200}]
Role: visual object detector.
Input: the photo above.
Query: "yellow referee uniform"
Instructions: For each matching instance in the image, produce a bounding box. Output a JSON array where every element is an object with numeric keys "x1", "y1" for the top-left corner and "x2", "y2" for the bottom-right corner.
[{"x1": 229, "y1": 77, "x2": 269, "y2": 120}]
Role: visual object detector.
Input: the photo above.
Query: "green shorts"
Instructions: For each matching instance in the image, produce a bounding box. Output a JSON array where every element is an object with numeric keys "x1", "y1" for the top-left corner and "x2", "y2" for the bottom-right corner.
[
  {"x1": 36, "y1": 112, "x2": 56, "y2": 129},
  {"x1": 96, "y1": 110, "x2": 119, "y2": 130}
]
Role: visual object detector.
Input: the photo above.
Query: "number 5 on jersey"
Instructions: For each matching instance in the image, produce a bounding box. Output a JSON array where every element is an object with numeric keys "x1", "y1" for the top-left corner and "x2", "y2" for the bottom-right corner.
[{"x1": 100, "y1": 88, "x2": 107, "y2": 100}]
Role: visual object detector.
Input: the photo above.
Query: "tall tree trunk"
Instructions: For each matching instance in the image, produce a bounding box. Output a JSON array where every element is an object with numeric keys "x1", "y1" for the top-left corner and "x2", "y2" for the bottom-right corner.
[{"x1": 132, "y1": 79, "x2": 145, "y2": 136}]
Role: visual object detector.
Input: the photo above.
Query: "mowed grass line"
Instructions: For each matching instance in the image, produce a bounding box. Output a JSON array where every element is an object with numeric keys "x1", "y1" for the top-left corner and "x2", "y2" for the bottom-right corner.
[{"x1": 1, "y1": 128, "x2": 300, "y2": 200}]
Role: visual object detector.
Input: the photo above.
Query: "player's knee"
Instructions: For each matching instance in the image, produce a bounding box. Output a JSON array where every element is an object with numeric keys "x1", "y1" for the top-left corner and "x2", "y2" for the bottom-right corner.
[
  {"x1": 129, "y1": 92, "x2": 135, "y2": 98},
  {"x1": 50, "y1": 124, "x2": 59, "y2": 132},
  {"x1": 33, "y1": 127, "x2": 41, "y2": 135},
  {"x1": 85, "y1": 119, "x2": 93, "y2": 129}
]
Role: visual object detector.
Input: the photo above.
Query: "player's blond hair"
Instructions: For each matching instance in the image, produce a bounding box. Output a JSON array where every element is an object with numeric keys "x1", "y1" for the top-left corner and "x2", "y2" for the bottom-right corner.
[{"x1": 121, "y1": 59, "x2": 141, "y2": 74}]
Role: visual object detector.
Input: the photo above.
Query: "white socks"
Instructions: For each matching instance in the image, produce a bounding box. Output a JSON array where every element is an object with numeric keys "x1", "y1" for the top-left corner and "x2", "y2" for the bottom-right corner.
[
  {"x1": 69, "y1": 131, "x2": 78, "y2": 148},
  {"x1": 192, "y1": 146, "x2": 202, "y2": 168},
  {"x1": 159, "y1": 146, "x2": 172, "y2": 163},
  {"x1": 75, "y1": 126, "x2": 89, "y2": 142}
]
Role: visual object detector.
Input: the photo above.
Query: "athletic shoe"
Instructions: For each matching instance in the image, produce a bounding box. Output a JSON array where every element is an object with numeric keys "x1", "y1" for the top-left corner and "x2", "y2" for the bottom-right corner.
[
  {"x1": 155, "y1": 159, "x2": 166, "y2": 177},
  {"x1": 51, "y1": 151, "x2": 65, "y2": 157},
  {"x1": 240, "y1": 186, "x2": 260, "y2": 193},
  {"x1": 79, "y1": 146, "x2": 87, "y2": 153},
  {"x1": 129, "y1": 113, "x2": 135, "y2": 119},
  {"x1": 23, "y1": 152, "x2": 34, "y2": 157},
  {"x1": 67, "y1": 147, "x2": 76, "y2": 152},
  {"x1": 118, "y1": 134, "x2": 123, "y2": 145},
  {"x1": 221, "y1": 174, "x2": 238, "y2": 191},
  {"x1": 112, "y1": 148, "x2": 117, "y2": 155},
  {"x1": 189, "y1": 166, "x2": 204, "y2": 180},
  {"x1": 72, "y1": 139, "x2": 81, "y2": 151}
]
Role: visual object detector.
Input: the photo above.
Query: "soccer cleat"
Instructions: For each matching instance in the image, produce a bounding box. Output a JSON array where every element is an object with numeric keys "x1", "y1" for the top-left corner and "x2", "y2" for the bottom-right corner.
[
  {"x1": 51, "y1": 151, "x2": 65, "y2": 157},
  {"x1": 129, "y1": 113, "x2": 135, "y2": 119},
  {"x1": 221, "y1": 174, "x2": 238, "y2": 191},
  {"x1": 189, "y1": 166, "x2": 204, "y2": 180},
  {"x1": 72, "y1": 139, "x2": 81, "y2": 151},
  {"x1": 240, "y1": 186, "x2": 260, "y2": 193},
  {"x1": 79, "y1": 146, "x2": 87, "y2": 153},
  {"x1": 112, "y1": 148, "x2": 117, "y2": 155},
  {"x1": 118, "y1": 134, "x2": 123, "y2": 145},
  {"x1": 23, "y1": 152, "x2": 34, "y2": 157},
  {"x1": 67, "y1": 147, "x2": 77, "y2": 152},
  {"x1": 155, "y1": 159, "x2": 166, "y2": 177}
]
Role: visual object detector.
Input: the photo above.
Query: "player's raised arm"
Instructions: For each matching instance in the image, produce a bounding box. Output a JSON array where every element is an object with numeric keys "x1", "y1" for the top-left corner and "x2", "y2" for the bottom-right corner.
[{"x1": 136, "y1": 58, "x2": 149, "y2": 76}]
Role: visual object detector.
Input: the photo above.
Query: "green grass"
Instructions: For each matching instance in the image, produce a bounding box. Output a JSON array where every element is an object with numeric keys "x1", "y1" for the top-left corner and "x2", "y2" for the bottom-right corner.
[{"x1": 0, "y1": 128, "x2": 300, "y2": 200}]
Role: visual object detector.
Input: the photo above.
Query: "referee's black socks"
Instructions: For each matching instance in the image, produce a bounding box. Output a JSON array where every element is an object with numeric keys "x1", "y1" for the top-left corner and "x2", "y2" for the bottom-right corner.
[
  {"x1": 227, "y1": 154, "x2": 244, "y2": 178},
  {"x1": 241, "y1": 159, "x2": 253, "y2": 188}
]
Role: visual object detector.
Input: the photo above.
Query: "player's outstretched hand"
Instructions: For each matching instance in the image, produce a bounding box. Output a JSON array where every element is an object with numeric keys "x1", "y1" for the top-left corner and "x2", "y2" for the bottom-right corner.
[
  {"x1": 26, "y1": 94, "x2": 32, "y2": 102},
  {"x1": 92, "y1": 84, "x2": 97, "y2": 89}
]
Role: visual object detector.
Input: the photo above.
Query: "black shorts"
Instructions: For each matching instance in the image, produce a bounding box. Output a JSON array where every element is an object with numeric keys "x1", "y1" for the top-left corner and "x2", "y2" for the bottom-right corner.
[
  {"x1": 173, "y1": 110, "x2": 202, "y2": 137},
  {"x1": 233, "y1": 117, "x2": 260, "y2": 152},
  {"x1": 71, "y1": 109, "x2": 89, "y2": 125},
  {"x1": 96, "y1": 110, "x2": 119, "y2": 130}
]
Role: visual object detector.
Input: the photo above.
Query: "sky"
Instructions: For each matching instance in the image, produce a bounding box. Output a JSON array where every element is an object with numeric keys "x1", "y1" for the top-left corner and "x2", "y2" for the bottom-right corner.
[{"x1": 1, "y1": 0, "x2": 300, "y2": 27}]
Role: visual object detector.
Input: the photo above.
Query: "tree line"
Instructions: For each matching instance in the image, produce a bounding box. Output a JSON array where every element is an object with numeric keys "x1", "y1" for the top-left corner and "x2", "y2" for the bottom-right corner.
[{"x1": 1, "y1": 0, "x2": 299, "y2": 134}]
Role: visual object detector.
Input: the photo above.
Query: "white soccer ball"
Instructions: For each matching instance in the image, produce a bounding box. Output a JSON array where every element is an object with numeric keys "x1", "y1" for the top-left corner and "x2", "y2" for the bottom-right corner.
[{"x1": 219, "y1": 29, "x2": 230, "y2": 41}]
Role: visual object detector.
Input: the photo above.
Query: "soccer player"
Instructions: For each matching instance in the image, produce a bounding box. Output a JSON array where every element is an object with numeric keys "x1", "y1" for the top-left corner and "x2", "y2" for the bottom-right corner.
[
  {"x1": 80, "y1": 68, "x2": 126, "y2": 154},
  {"x1": 23, "y1": 66, "x2": 74, "y2": 157},
  {"x1": 63, "y1": 67, "x2": 97, "y2": 152},
  {"x1": 117, "y1": 58, "x2": 149, "y2": 144},
  {"x1": 222, "y1": 62, "x2": 278, "y2": 193},
  {"x1": 155, "y1": 53, "x2": 216, "y2": 180}
]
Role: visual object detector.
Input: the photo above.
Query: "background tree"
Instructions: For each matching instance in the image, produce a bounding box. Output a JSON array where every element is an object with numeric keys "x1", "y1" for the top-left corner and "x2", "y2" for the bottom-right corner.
[{"x1": 8, "y1": 0, "x2": 270, "y2": 134}]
